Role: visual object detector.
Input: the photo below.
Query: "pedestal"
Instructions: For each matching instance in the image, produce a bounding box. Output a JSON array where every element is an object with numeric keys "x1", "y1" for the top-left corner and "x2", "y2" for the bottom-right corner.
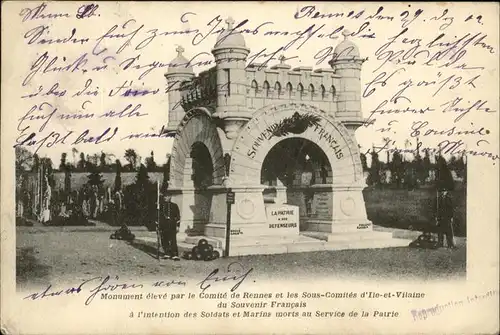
[
  {"x1": 305, "y1": 183, "x2": 372, "y2": 233},
  {"x1": 167, "y1": 187, "x2": 212, "y2": 236},
  {"x1": 205, "y1": 184, "x2": 269, "y2": 240}
]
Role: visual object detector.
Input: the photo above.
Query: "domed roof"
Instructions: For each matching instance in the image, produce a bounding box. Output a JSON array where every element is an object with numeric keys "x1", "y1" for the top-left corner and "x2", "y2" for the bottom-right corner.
[
  {"x1": 214, "y1": 17, "x2": 246, "y2": 49},
  {"x1": 167, "y1": 45, "x2": 193, "y2": 75},
  {"x1": 334, "y1": 30, "x2": 360, "y2": 58}
]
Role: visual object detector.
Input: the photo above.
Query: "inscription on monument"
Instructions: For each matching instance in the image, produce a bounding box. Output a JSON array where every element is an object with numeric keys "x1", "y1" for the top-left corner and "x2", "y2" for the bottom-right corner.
[
  {"x1": 357, "y1": 223, "x2": 371, "y2": 230},
  {"x1": 314, "y1": 193, "x2": 331, "y2": 218},
  {"x1": 246, "y1": 114, "x2": 344, "y2": 159},
  {"x1": 265, "y1": 204, "x2": 300, "y2": 235},
  {"x1": 231, "y1": 228, "x2": 243, "y2": 235}
]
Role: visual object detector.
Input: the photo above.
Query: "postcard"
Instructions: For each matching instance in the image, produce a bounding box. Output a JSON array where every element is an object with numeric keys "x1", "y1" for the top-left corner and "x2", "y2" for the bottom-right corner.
[{"x1": 1, "y1": 1, "x2": 499, "y2": 334}]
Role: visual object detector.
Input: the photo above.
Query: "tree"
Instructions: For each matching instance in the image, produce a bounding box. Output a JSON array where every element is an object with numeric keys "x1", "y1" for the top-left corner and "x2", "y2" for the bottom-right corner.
[
  {"x1": 32, "y1": 153, "x2": 40, "y2": 172},
  {"x1": 59, "y1": 153, "x2": 67, "y2": 171},
  {"x1": 360, "y1": 153, "x2": 368, "y2": 171},
  {"x1": 77, "y1": 152, "x2": 86, "y2": 171},
  {"x1": 382, "y1": 137, "x2": 391, "y2": 163},
  {"x1": 41, "y1": 157, "x2": 55, "y2": 188},
  {"x1": 462, "y1": 154, "x2": 467, "y2": 184},
  {"x1": 87, "y1": 165, "x2": 104, "y2": 186},
  {"x1": 100, "y1": 152, "x2": 107, "y2": 171},
  {"x1": 367, "y1": 151, "x2": 381, "y2": 186},
  {"x1": 64, "y1": 164, "x2": 72, "y2": 199},
  {"x1": 404, "y1": 139, "x2": 412, "y2": 161},
  {"x1": 390, "y1": 151, "x2": 404, "y2": 188},
  {"x1": 15, "y1": 146, "x2": 34, "y2": 174},
  {"x1": 162, "y1": 155, "x2": 171, "y2": 193},
  {"x1": 145, "y1": 151, "x2": 157, "y2": 171},
  {"x1": 123, "y1": 164, "x2": 156, "y2": 230},
  {"x1": 71, "y1": 148, "x2": 79, "y2": 165},
  {"x1": 135, "y1": 163, "x2": 150, "y2": 184},
  {"x1": 124, "y1": 149, "x2": 138, "y2": 171},
  {"x1": 114, "y1": 159, "x2": 122, "y2": 192},
  {"x1": 435, "y1": 155, "x2": 455, "y2": 191},
  {"x1": 414, "y1": 153, "x2": 425, "y2": 186},
  {"x1": 422, "y1": 149, "x2": 431, "y2": 184}
]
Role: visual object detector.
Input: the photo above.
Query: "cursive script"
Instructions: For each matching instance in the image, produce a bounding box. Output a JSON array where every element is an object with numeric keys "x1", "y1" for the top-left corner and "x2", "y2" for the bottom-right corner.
[{"x1": 198, "y1": 262, "x2": 254, "y2": 293}]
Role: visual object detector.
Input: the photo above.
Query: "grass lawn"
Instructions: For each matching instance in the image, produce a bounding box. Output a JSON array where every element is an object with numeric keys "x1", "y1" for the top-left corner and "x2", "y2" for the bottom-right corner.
[{"x1": 364, "y1": 183, "x2": 466, "y2": 237}]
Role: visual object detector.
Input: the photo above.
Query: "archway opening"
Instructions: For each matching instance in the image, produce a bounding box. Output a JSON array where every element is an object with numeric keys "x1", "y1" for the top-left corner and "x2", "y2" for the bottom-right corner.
[
  {"x1": 260, "y1": 138, "x2": 332, "y2": 224},
  {"x1": 191, "y1": 142, "x2": 213, "y2": 189}
]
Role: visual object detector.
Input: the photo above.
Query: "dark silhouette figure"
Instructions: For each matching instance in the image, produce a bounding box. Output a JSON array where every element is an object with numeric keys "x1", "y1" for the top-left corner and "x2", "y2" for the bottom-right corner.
[
  {"x1": 159, "y1": 196, "x2": 181, "y2": 260},
  {"x1": 435, "y1": 191, "x2": 456, "y2": 249}
]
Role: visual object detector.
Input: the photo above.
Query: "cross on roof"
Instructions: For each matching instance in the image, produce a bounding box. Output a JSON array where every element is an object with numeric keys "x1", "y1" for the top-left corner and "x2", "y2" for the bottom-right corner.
[
  {"x1": 176, "y1": 45, "x2": 185, "y2": 56},
  {"x1": 342, "y1": 29, "x2": 351, "y2": 39},
  {"x1": 226, "y1": 17, "x2": 235, "y2": 29},
  {"x1": 279, "y1": 54, "x2": 286, "y2": 64}
]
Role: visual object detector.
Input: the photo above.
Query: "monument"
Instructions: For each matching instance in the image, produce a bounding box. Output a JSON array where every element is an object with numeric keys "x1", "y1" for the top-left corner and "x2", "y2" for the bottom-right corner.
[{"x1": 163, "y1": 17, "x2": 407, "y2": 256}]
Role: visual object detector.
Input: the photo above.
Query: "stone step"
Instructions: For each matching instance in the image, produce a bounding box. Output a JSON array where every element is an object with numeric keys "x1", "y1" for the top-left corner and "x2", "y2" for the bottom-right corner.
[
  {"x1": 133, "y1": 234, "x2": 411, "y2": 257},
  {"x1": 302, "y1": 231, "x2": 394, "y2": 242},
  {"x1": 305, "y1": 221, "x2": 373, "y2": 233},
  {"x1": 227, "y1": 237, "x2": 411, "y2": 256}
]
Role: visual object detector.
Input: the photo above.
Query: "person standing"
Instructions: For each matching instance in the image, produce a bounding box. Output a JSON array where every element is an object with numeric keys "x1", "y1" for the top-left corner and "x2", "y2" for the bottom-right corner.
[
  {"x1": 434, "y1": 155, "x2": 457, "y2": 250},
  {"x1": 159, "y1": 195, "x2": 181, "y2": 260},
  {"x1": 436, "y1": 190, "x2": 457, "y2": 249}
]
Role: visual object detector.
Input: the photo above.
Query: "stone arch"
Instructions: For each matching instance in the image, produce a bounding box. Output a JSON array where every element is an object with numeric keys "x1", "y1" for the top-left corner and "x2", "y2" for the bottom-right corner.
[
  {"x1": 330, "y1": 85, "x2": 336, "y2": 101},
  {"x1": 169, "y1": 107, "x2": 225, "y2": 188},
  {"x1": 263, "y1": 81, "x2": 270, "y2": 97},
  {"x1": 251, "y1": 80, "x2": 258, "y2": 97},
  {"x1": 229, "y1": 103, "x2": 363, "y2": 186},
  {"x1": 286, "y1": 82, "x2": 293, "y2": 98},
  {"x1": 297, "y1": 83, "x2": 304, "y2": 100},
  {"x1": 320, "y1": 84, "x2": 326, "y2": 99},
  {"x1": 274, "y1": 82, "x2": 282, "y2": 98},
  {"x1": 309, "y1": 84, "x2": 315, "y2": 100}
]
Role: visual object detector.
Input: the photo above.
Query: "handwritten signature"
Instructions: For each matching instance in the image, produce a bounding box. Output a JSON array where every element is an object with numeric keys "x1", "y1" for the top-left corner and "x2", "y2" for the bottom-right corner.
[
  {"x1": 197, "y1": 262, "x2": 254, "y2": 293},
  {"x1": 23, "y1": 275, "x2": 187, "y2": 306}
]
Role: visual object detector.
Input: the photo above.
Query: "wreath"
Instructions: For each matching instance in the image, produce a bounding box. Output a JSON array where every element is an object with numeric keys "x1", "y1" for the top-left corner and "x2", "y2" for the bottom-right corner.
[{"x1": 271, "y1": 112, "x2": 321, "y2": 138}]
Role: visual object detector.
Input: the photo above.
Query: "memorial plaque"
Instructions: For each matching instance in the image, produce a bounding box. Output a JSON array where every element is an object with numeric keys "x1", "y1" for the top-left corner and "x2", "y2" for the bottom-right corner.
[
  {"x1": 265, "y1": 204, "x2": 300, "y2": 235},
  {"x1": 314, "y1": 192, "x2": 331, "y2": 218}
]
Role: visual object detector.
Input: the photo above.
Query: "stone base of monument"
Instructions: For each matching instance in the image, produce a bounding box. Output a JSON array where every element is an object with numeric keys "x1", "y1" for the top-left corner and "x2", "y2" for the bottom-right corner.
[
  {"x1": 180, "y1": 232, "x2": 409, "y2": 256},
  {"x1": 135, "y1": 231, "x2": 410, "y2": 258},
  {"x1": 305, "y1": 220, "x2": 373, "y2": 233}
]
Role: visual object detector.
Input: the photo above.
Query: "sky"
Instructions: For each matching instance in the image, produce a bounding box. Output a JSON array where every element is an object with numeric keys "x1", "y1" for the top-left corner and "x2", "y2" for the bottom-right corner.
[{"x1": 4, "y1": 2, "x2": 499, "y2": 167}]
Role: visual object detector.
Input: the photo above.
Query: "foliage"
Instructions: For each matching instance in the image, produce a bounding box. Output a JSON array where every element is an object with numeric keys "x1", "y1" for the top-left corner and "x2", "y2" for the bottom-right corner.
[
  {"x1": 77, "y1": 152, "x2": 86, "y2": 171},
  {"x1": 64, "y1": 165, "x2": 72, "y2": 197},
  {"x1": 33, "y1": 153, "x2": 40, "y2": 172},
  {"x1": 435, "y1": 155, "x2": 455, "y2": 191},
  {"x1": 271, "y1": 113, "x2": 321, "y2": 138},
  {"x1": 41, "y1": 157, "x2": 56, "y2": 188},
  {"x1": 87, "y1": 165, "x2": 104, "y2": 186},
  {"x1": 114, "y1": 159, "x2": 122, "y2": 192},
  {"x1": 161, "y1": 155, "x2": 171, "y2": 194},
  {"x1": 15, "y1": 146, "x2": 34, "y2": 174},
  {"x1": 390, "y1": 151, "x2": 404, "y2": 188},
  {"x1": 360, "y1": 153, "x2": 368, "y2": 171},
  {"x1": 145, "y1": 151, "x2": 157, "y2": 172},
  {"x1": 123, "y1": 164, "x2": 157, "y2": 230},
  {"x1": 367, "y1": 151, "x2": 381, "y2": 186},
  {"x1": 100, "y1": 152, "x2": 107, "y2": 170},
  {"x1": 59, "y1": 153, "x2": 67, "y2": 171},
  {"x1": 124, "y1": 149, "x2": 138, "y2": 171}
]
